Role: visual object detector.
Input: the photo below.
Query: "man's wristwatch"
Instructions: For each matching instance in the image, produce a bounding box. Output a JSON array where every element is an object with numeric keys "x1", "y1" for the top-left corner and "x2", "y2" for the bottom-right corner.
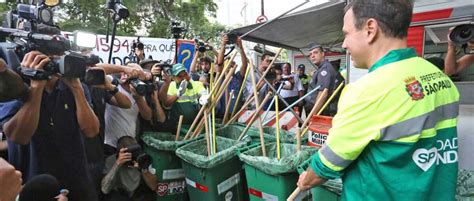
[{"x1": 108, "y1": 86, "x2": 119, "y2": 95}]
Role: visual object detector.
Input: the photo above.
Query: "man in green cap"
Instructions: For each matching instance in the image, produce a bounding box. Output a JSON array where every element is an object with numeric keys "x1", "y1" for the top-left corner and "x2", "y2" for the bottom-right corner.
[{"x1": 159, "y1": 63, "x2": 206, "y2": 126}]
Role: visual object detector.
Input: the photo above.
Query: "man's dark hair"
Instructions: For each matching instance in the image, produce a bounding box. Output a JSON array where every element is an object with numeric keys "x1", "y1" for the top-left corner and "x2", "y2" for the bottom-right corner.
[
  {"x1": 261, "y1": 53, "x2": 272, "y2": 61},
  {"x1": 344, "y1": 0, "x2": 413, "y2": 39},
  {"x1": 201, "y1": 56, "x2": 212, "y2": 64},
  {"x1": 117, "y1": 136, "x2": 137, "y2": 149},
  {"x1": 272, "y1": 63, "x2": 282, "y2": 71}
]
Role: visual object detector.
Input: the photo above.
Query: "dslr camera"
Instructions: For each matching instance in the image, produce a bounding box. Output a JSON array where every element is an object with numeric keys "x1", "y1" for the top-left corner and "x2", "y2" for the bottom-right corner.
[
  {"x1": 226, "y1": 31, "x2": 239, "y2": 45},
  {"x1": 123, "y1": 144, "x2": 152, "y2": 170},
  {"x1": 129, "y1": 78, "x2": 155, "y2": 96},
  {"x1": 195, "y1": 38, "x2": 213, "y2": 53},
  {"x1": 449, "y1": 24, "x2": 474, "y2": 54}
]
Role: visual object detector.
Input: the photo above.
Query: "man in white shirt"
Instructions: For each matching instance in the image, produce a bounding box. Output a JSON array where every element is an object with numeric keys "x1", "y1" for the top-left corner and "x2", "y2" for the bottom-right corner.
[{"x1": 278, "y1": 62, "x2": 304, "y2": 111}]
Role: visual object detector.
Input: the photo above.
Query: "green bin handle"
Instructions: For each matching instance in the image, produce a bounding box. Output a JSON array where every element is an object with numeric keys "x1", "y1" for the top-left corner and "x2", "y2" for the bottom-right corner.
[
  {"x1": 236, "y1": 143, "x2": 260, "y2": 156},
  {"x1": 297, "y1": 158, "x2": 312, "y2": 174}
]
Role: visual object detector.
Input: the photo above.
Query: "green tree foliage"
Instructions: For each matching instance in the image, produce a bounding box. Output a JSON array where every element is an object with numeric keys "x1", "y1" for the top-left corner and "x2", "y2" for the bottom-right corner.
[{"x1": 55, "y1": 0, "x2": 227, "y2": 43}]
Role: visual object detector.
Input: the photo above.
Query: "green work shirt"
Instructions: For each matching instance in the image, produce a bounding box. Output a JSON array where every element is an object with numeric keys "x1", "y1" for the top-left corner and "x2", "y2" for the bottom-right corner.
[{"x1": 311, "y1": 48, "x2": 460, "y2": 201}]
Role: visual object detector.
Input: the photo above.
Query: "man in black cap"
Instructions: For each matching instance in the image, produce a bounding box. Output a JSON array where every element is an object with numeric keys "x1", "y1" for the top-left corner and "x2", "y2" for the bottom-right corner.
[
  {"x1": 139, "y1": 59, "x2": 158, "y2": 72},
  {"x1": 304, "y1": 44, "x2": 344, "y2": 116}
]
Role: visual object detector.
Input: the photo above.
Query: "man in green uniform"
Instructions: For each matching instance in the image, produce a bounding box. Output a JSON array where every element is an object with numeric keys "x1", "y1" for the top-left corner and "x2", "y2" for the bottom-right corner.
[
  {"x1": 160, "y1": 63, "x2": 206, "y2": 125},
  {"x1": 297, "y1": 1, "x2": 460, "y2": 201}
]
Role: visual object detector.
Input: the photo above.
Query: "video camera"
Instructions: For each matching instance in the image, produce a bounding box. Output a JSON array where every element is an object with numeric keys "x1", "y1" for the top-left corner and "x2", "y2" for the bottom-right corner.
[
  {"x1": 0, "y1": 1, "x2": 99, "y2": 80},
  {"x1": 195, "y1": 38, "x2": 213, "y2": 53},
  {"x1": 107, "y1": 0, "x2": 130, "y2": 20},
  {"x1": 170, "y1": 20, "x2": 186, "y2": 39},
  {"x1": 123, "y1": 144, "x2": 152, "y2": 169},
  {"x1": 449, "y1": 24, "x2": 474, "y2": 54}
]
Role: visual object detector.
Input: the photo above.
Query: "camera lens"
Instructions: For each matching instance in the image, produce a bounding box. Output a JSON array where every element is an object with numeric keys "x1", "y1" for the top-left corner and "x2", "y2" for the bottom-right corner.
[{"x1": 460, "y1": 29, "x2": 472, "y2": 39}]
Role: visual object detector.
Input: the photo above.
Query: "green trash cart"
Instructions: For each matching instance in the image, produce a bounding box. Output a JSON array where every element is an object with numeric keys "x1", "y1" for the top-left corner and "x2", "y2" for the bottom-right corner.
[
  {"x1": 238, "y1": 143, "x2": 316, "y2": 201},
  {"x1": 176, "y1": 136, "x2": 247, "y2": 201},
  {"x1": 142, "y1": 132, "x2": 201, "y2": 201}
]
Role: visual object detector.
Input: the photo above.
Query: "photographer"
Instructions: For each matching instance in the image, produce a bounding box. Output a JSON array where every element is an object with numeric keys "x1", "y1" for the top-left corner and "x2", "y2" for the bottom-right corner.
[
  {"x1": 215, "y1": 35, "x2": 248, "y2": 118},
  {"x1": 190, "y1": 55, "x2": 213, "y2": 86},
  {"x1": 444, "y1": 28, "x2": 474, "y2": 76},
  {"x1": 101, "y1": 136, "x2": 156, "y2": 201},
  {"x1": 279, "y1": 62, "x2": 304, "y2": 111},
  {"x1": 104, "y1": 64, "x2": 153, "y2": 156},
  {"x1": 0, "y1": 50, "x2": 100, "y2": 201},
  {"x1": 139, "y1": 59, "x2": 158, "y2": 71},
  {"x1": 130, "y1": 42, "x2": 145, "y2": 64},
  {"x1": 159, "y1": 63, "x2": 206, "y2": 127},
  {"x1": 83, "y1": 65, "x2": 133, "y2": 199}
]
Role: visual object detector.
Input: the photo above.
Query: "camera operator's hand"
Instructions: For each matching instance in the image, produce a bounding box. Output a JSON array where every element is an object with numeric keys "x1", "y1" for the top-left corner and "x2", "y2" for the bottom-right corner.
[
  {"x1": 0, "y1": 158, "x2": 22, "y2": 201},
  {"x1": 129, "y1": 83, "x2": 142, "y2": 98},
  {"x1": 116, "y1": 148, "x2": 132, "y2": 166},
  {"x1": 447, "y1": 27, "x2": 456, "y2": 48},
  {"x1": 63, "y1": 78, "x2": 83, "y2": 91},
  {"x1": 124, "y1": 65, "x2": 141, "y2": 79},
  {"x1": 0, "y1": 58, "x2": 7, "y2": 73},
  {"x1": 236, "y1": 36, "x2": 243, "y2": 49},
  {"x1": 162, "y1": 71, "x2": 172, "y2": 84},
  {"x1": 221, "y1": 34, "x2": 229, "y2": 47},
  {"x1": 21, "y1": 51, "x2": 51, "y2": 88}
]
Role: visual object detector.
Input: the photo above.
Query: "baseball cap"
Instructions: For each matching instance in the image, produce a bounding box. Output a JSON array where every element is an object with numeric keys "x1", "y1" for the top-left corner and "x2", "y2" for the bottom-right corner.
[
  {"x1": 171, "y1": 63, "x2": 187, "y2": 76},
  {"x1": 298, "y1": 64, "x2": 305, "y2": 69},
  {"x1": 307, "y1": 42, "x2": 323, "y2": 51}
]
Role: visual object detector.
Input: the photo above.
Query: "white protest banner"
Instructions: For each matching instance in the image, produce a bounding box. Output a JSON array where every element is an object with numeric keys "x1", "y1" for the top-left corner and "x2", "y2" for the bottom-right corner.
[{"x1": 65, "y1": 33, "x2": 176, "y2": 65}]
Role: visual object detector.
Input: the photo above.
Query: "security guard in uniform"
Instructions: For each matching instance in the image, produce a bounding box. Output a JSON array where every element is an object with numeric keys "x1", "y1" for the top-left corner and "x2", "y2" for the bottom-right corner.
[
  {"x1": 304, "y1": 44, "x2": 343, "y2": 116},
  {"x1": 297, "y1": 64, "x2": 311, "y2": 92},
  {"x1": 297, "y1": 1, "x2": 460, "y2": 201},
  {"x1": 160, "y1": 63, "x2": 206, "y2": 125}
]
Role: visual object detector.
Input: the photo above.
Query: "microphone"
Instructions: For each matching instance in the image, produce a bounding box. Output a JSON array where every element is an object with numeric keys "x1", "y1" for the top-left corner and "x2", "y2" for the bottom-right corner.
[{"x1": 18, "y1": 174, "x2": 61, "y2": 201}]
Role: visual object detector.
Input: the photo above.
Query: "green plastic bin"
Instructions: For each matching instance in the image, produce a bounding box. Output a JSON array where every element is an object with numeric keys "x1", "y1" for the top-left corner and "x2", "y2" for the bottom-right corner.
[
  {"x1": 238, "y1": 143, "x2": 316, "y2": 201},
  {"x1": 297, "y1": 158, "x2": 342, "y2": 201},
  {"x1": 142, "y1": 132, "x2": 201, "y2": 201},
  {"x1": 246, "y1": 126, "x2": 306, "y2": 144},
  {"x1": 176, "y1": 136, "x2": 247, "y2": 201},
  {"x1": 216, "y1": 124, "x2": 252, "y2": 144}
]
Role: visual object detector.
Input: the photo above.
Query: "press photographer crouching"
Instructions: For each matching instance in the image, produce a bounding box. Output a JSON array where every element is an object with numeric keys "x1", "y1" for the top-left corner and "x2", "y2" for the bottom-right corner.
[{"x1": 101, "y1": 136, "x2": 157, "y2": 201}]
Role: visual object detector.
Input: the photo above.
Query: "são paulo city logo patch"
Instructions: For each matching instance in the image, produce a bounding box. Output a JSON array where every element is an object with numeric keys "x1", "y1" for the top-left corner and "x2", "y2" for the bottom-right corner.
[{"x1": 405, "y1": 76, "x2": 425, "y2": 101}]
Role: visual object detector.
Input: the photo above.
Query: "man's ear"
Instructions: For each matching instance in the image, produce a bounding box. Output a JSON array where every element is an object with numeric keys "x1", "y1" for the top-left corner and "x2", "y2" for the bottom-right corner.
[{"x1": 365, "y1": 18, "x2": 379, "y2": 44}]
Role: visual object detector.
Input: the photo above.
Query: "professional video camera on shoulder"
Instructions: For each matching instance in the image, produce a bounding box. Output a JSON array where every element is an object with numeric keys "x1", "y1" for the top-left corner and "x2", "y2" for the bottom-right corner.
[
  {"x1": 449, "y1": 23, "x2": 474, "y2": 54},
  {"x1": 0, "y1": 0, "x2": 98, "y2": 80}
]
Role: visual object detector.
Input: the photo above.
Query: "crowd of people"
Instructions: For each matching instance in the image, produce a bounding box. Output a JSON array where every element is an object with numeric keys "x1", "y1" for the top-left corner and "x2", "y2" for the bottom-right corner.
[
  {"x1": 0, "y1": 0, "x2": 473, "y2": 200},
  {"x1": 0, "y1": 23, "x2": 345, "y2": 200}
]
